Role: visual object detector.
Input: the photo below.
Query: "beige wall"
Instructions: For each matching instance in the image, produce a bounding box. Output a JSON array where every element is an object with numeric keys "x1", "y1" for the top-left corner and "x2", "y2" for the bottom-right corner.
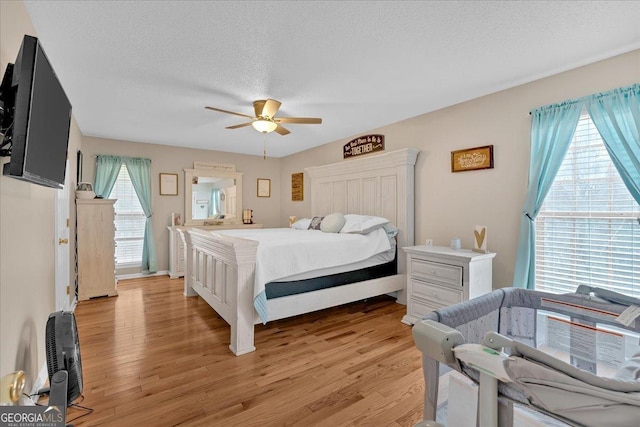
[
  {"x1": 81, "y1": 137, "x2": 282, "y2": 273},
  {"x1": 0, "y1": 1, "x2": 81, "y2": 388},
  {"x1": 281, "y1": 49, "x2": 640, "y2": 289}
]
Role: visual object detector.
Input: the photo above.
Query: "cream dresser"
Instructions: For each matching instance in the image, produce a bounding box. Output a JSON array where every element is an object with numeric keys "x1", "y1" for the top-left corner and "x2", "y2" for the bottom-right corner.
[
  {"x1": 401, "y1": 245, "x2": 495, "y2": 325},
  {"x1": 76, "y1": 199, "x2": 117, "y2": 300},
  {"x1": 167, "y1": 223, "x2": 264, "y2": 278}
]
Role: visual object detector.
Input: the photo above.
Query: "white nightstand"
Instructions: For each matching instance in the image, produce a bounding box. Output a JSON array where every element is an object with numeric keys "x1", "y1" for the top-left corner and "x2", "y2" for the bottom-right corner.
[{"x1": 401, "y1": 245, "x2": 496, "y2": 325}]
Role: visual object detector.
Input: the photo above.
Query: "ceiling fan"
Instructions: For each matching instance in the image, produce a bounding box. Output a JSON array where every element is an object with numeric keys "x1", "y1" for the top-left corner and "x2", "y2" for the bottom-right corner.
[{"x1": 205, "y1": 99, "x2": 322, "y2": 135}]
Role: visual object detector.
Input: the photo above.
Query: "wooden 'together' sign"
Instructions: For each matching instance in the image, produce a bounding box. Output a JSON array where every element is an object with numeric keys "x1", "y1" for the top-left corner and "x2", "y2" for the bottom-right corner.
[{"x1": 343, "y1": 135, "x2": 385, "y2": 159}]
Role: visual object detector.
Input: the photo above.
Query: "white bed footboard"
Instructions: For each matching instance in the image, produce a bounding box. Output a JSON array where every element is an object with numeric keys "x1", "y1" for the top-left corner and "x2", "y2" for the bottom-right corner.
[
  {"x1": 182, "y1": 228, "x2": 406, "y2": 356},
  {"x1": 182, "y1": 228, "x2": 258, "y2": 355}
]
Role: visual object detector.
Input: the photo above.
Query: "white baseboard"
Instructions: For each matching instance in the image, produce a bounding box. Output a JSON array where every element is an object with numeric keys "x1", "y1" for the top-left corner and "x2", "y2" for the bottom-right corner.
[{"x1": 116, "y1": 270, "x2": 169, "y2": 280}]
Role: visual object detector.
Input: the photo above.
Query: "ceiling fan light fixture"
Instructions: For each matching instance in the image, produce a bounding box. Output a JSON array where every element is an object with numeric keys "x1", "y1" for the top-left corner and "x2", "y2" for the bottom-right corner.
[
  {"x1": 252, "y1": 119, "x2": 277, "y2": 133},
  {"x1": 206, "y1": 99, "x2": 321, "y2": 136}
]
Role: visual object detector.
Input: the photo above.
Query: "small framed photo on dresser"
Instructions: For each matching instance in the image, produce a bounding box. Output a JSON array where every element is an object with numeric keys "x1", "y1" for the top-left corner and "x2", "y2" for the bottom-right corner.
[{"x1": 171, "y1": 213, "x2": 182, "y2": 227}]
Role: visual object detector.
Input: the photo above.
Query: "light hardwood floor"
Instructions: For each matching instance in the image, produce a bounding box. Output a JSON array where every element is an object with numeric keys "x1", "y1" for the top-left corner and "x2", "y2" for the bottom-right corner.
[{"x1": 68, "y1": 276, "x2": 425, "y2": 426}]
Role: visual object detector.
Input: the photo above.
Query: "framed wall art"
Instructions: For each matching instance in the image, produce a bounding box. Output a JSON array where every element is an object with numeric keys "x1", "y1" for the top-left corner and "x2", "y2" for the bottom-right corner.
[
  {"x1": 159, "y1": 173, "x2": 178, "y2": 195},
  {"x1": 257, "y1": 178, "x2": 271, "y2": 197},
  {"x1": 451, "y1": 145, "x2": 494, "y2": 173},
  {"x1": 343, "y1": 134, "x2": 385, "y2": 159},
  {"x1": 291, "y1": 172, "x2": 304, "y2": 201},
  {"x1": 76, "y1": 150, "x2": 83, "y2": 184}
]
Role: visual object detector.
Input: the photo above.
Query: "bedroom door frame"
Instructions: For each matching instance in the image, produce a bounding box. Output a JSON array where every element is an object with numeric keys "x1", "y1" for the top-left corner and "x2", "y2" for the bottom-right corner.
[{"x1": 55, "y1": 159, "x2": 72, "y2": 311}]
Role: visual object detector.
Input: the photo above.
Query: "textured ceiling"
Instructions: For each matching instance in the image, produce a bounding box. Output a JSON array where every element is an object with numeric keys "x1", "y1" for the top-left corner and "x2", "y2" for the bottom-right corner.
[{"x1": 22, "y1": 1, "x2": 640, "y2": 158}]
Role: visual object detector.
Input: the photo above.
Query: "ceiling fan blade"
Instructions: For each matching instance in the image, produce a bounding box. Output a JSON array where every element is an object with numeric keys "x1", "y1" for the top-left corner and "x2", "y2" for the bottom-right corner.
[
  {"x1": 274, "y1": 117, "x2": 322, "y2": 124},
  {"x1": 253, "y1": 100, "x2": 266, "y2": 118},
  {"x1": 262, "y1": 99, "x2": 281, "y2": 119},
  {"x1": 274, "y1": 124, "x2": 290, "y2": 135},
  {"x1": 226, "y1": 122, "x2": 254, "y2": 129},
  {"x1": 205, "y1": 106, "x2": 253, "y2": 119}
]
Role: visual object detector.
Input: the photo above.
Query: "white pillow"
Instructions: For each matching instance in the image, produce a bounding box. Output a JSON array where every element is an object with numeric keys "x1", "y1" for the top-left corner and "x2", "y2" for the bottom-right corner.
[
  {"x1": 292, "y1": 218, "x2": 311, "y2": 230},
  {"x1": 340, "y1": 214, "x2": 389, "y2": 234},
  {"x1": 320, "y1": 212, "x2": 346, "y2": 233}
]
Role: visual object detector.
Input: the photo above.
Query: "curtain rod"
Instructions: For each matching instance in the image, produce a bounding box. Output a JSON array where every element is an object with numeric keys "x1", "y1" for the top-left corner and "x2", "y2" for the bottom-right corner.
[{"x1": 528, "y1": 82, "x2": 639, "y2": 117}]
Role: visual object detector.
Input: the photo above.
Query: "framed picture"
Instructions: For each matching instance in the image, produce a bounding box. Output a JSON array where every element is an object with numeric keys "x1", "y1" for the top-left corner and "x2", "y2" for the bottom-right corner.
[
  {"x1": 257, "y1": 178, "x2": 271, "y2": 198},
  {"x1": 451, "y1": 145, "x2": 494, "y2": 172},
  {"x1": 159, "y1": 173, "x2": 178, "y2": 195},
  {"x1": 171, "y1": 212, "x2": 182, "y2": 227},
  {"x1": 76, "y1": 150, "x2": 83, "y2": 184},
  {"x1": 473, "y1": 225, "x2": 489, "y2": 253},
  {"x1": 291, "y1": 172, "x2": 304, "y2": 201}
]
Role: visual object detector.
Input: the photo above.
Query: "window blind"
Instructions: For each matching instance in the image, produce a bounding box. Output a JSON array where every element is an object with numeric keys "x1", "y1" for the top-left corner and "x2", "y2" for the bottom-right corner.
[
  {"x1": 535, "y1": 112, "x2": 640, "y2": 297},
  {"x1": 109, "y1": 164, "x2": 146, "y2": 266}
]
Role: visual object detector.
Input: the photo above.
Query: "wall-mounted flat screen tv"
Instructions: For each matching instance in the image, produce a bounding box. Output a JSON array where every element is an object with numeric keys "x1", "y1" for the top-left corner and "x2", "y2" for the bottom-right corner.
[{"x1": 0, "y1": 35, "x2": 72, "y2": 189}]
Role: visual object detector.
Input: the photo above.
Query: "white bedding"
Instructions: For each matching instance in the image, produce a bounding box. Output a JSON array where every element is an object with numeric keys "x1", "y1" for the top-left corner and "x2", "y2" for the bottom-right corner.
[
  {"x1": 276, "y1": 237, "x2": 396, "y2": 281},
  {"x1": 213, "y1": 227, "x2": 392, "y2": 323}
]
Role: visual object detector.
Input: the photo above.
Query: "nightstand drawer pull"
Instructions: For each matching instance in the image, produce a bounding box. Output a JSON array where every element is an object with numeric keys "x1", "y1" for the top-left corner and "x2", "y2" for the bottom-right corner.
[
  {"x1": 411, "y1": 259, "x2": 462, "y2": 287},
  {"x1": 412, "y1": 278, "x2": 463, "y2": 306}
]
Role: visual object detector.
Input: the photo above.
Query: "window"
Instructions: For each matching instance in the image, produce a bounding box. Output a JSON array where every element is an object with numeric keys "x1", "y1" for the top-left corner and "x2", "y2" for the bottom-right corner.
[
  {"x1": 535, "y1": 111, "x2": 640, "y2": 297},
  {"x1": 108, "y1": 165, "x2": 146, "y2": 266}
]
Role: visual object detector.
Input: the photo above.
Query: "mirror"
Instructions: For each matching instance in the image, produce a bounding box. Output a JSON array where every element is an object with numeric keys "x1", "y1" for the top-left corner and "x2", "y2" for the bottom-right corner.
[{"x1": 184, "y1": 168, "x2": 243, "y2": 226}]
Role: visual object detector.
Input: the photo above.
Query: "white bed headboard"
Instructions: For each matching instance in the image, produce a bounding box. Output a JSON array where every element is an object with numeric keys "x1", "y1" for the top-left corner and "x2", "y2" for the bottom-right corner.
[{"x1": 305, "y1": 148, "x2": 419, "y2": 272}]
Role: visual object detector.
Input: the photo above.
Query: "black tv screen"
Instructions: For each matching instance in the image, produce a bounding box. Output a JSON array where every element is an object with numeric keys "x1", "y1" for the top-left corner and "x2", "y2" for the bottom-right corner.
[{"x1": 1, "y1": 35, "x2": 71, "y2": 189}]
